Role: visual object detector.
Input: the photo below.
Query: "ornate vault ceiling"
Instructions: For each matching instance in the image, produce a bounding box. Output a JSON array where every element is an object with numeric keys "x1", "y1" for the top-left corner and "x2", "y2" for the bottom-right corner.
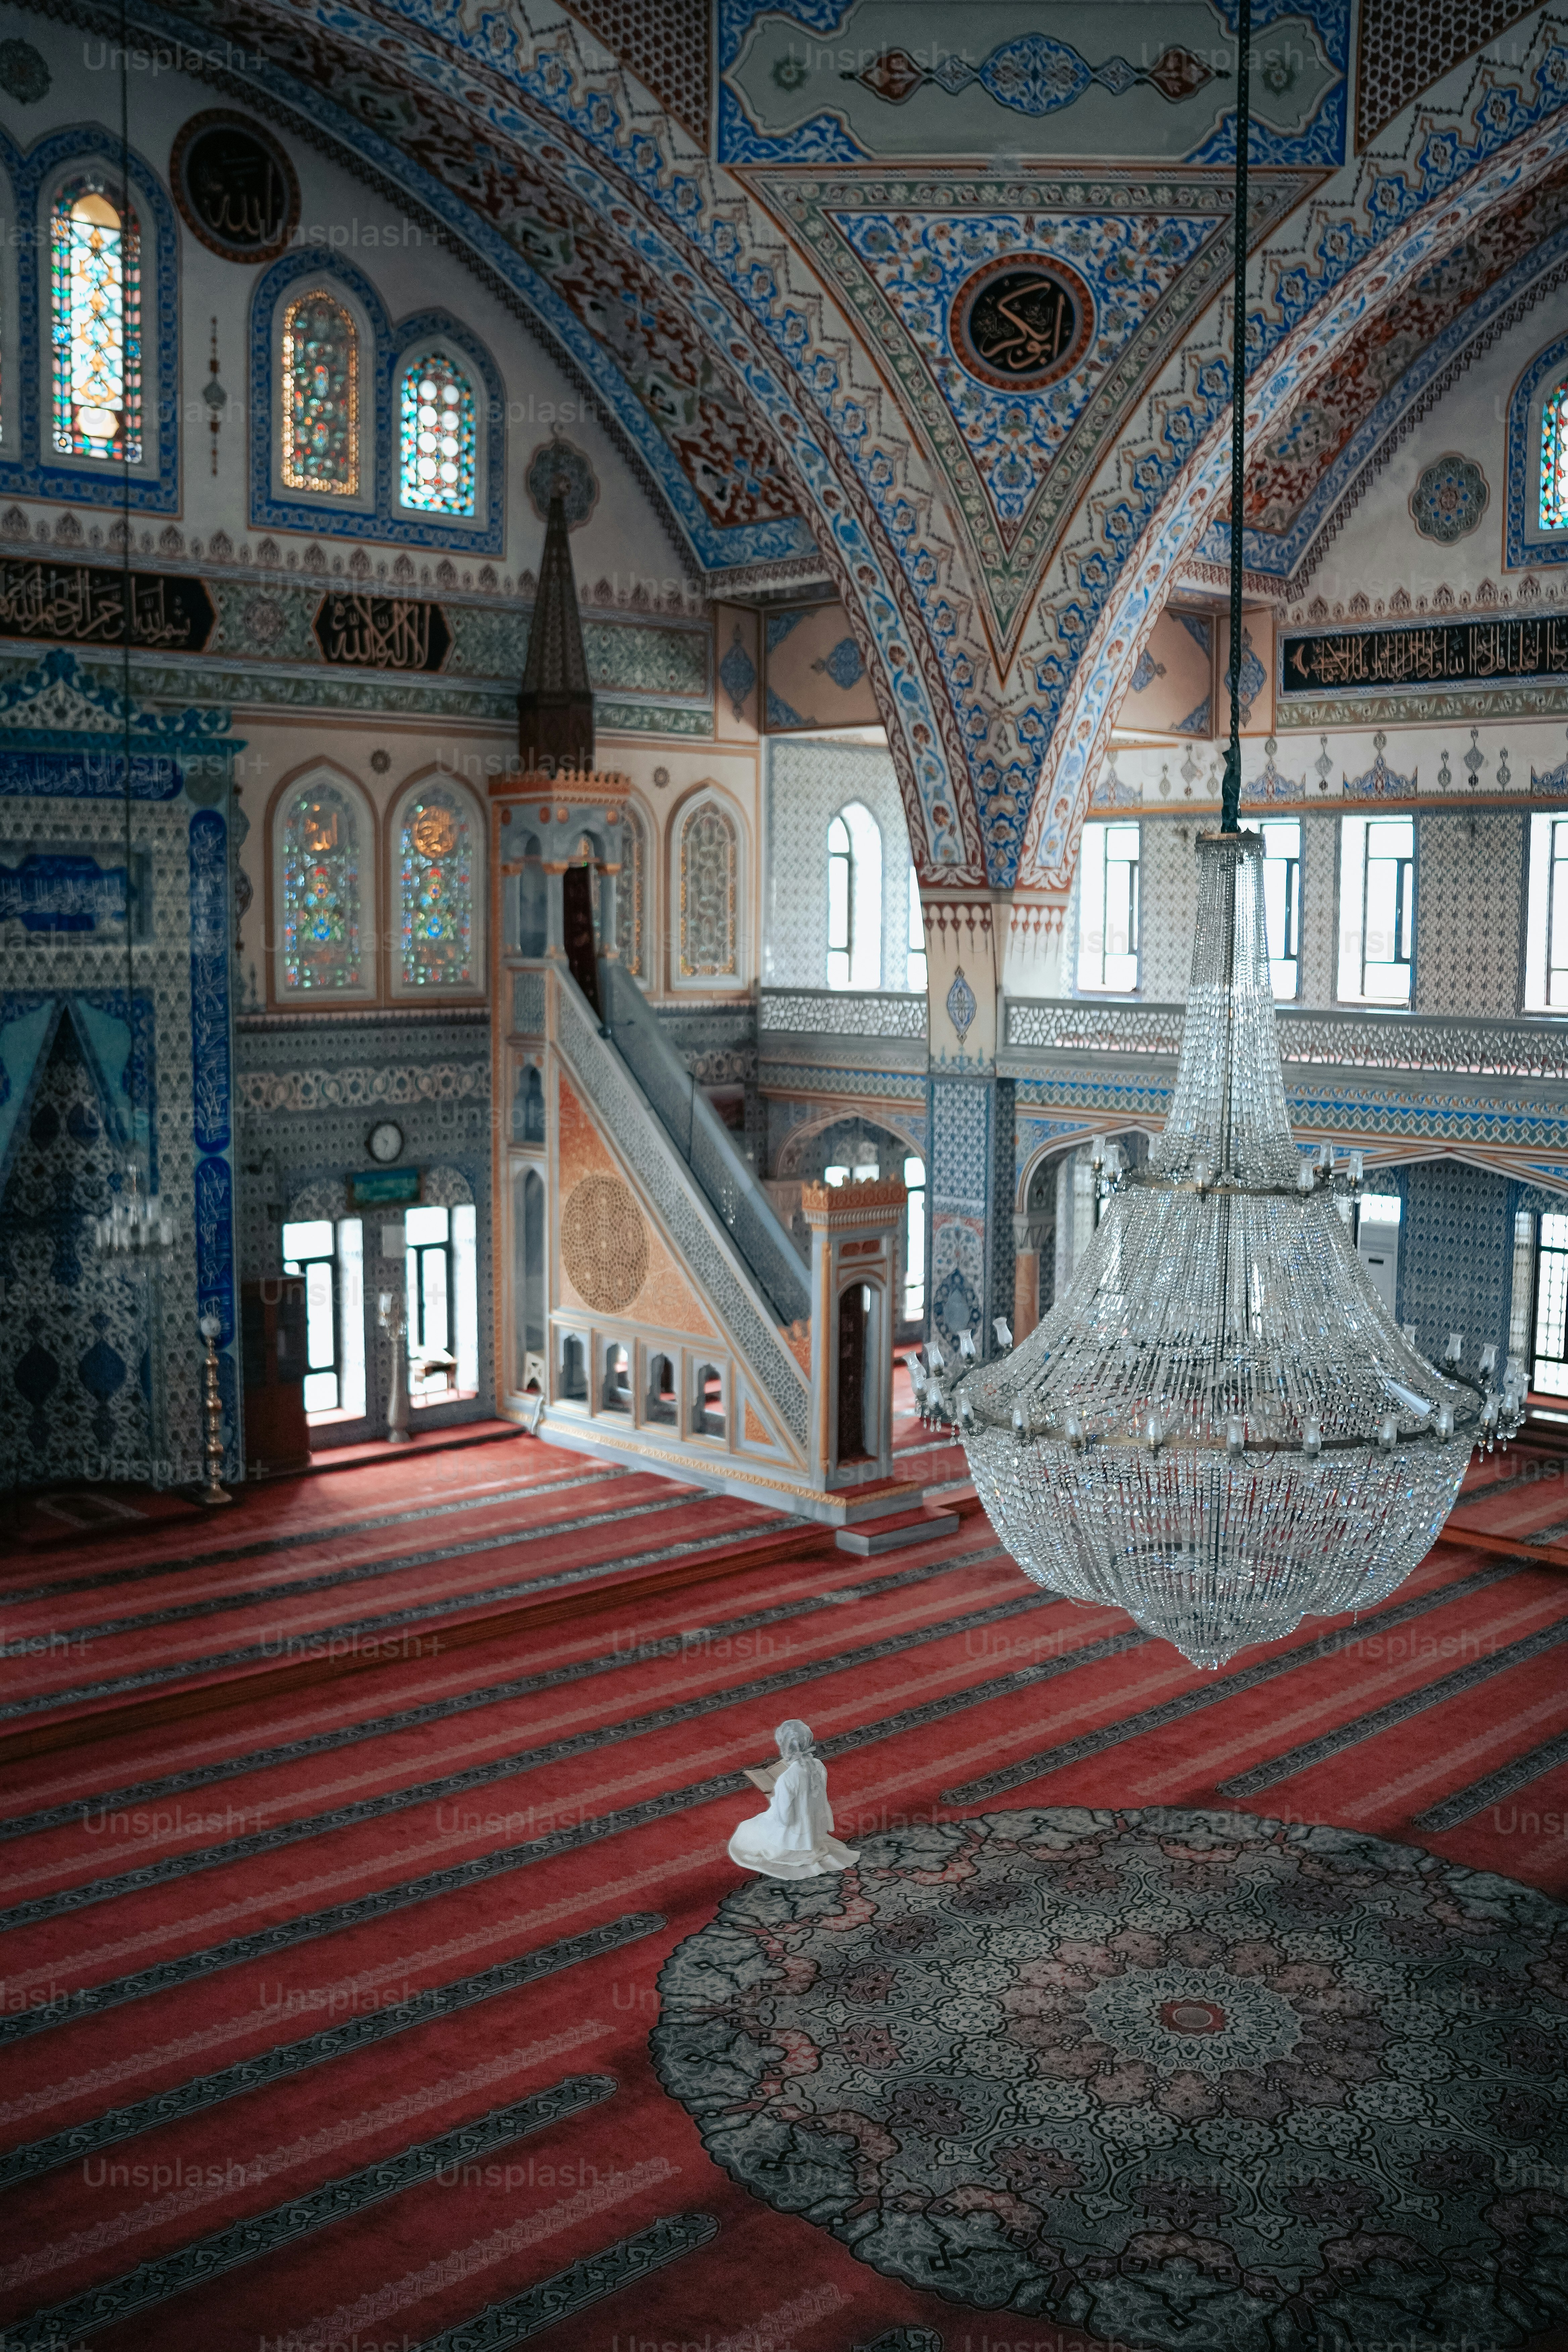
[{"x1": 51, "y1": 0, "x2": 1568, "y2": 902}]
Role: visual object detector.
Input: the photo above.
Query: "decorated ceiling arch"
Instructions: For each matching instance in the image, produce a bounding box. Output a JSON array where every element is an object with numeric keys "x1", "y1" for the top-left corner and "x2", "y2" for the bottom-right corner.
[{"x1": 59, "y1": 0, "x2": 1568, "y2": 895}]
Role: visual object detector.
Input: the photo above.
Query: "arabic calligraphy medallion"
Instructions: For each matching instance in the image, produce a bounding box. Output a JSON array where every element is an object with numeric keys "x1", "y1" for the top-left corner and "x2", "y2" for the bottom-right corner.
[
  {"x1": 410, "y1": 806, "x2": 458, "y2": 860},
  {"x1": 172, "y1": 111, "x2": 299, "y2": 263},
  {"x1": 950, "y1": 254, "x2": 1093, "y2": 392}
]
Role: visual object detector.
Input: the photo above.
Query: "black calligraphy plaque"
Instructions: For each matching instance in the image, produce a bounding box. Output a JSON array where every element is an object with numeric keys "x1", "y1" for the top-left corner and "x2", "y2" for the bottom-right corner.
[
  {"x1": 951, "y1": 254, "x2": 1094, "y2": 391},
  {"x1": 1282, "y1": 615, "x2": 1568, "y2": 696},
  {"x1": 312, "y1": 593, "x2": 451, "y2": 672},
  {"x1": 0, "y1": 558, "x2": 214, "y2": 652},
  {"x1": 171, "y1": 110, "x2": 299, "y2": 263}
]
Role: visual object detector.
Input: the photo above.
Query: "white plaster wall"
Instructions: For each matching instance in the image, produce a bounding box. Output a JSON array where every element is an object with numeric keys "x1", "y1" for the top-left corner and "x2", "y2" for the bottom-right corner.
[{"x1": 764, "y1": 736, "x2": 916, "y2": 990}]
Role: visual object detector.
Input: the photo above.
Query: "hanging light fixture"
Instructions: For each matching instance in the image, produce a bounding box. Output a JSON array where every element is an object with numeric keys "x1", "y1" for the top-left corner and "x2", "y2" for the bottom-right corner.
[
  {"x1": 94, "y1": 3, "x2": 175, "y2": 1276},
  {"x1": 925, "y1": 0, "x2": 1524, "y2": 1668}
]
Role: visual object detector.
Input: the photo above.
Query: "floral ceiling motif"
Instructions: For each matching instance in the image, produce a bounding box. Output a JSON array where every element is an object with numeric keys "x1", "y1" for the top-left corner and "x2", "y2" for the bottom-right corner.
[
  {"x1": 1213, "y1": 151, "x2": 1568, "y2": 576},
  {"x1": 758, "y1": 169, "x2": 1318, "y2": 659}
]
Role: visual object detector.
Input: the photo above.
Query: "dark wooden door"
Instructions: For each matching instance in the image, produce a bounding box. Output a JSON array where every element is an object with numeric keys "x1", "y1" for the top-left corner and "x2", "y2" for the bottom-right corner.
[
  {"x1": 562, "y1": 863, "x2": 600, "y2": 1013},
  {"x1": 837, "y1": 1282, "x2": 870, "y2": 1463}
]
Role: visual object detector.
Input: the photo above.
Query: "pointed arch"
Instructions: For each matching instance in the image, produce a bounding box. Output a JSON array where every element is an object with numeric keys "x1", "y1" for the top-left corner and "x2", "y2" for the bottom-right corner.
[
  {"x1": 266, "y1": 761, "x2": 377, "y2": 1002},
  {"x1": 281, "y1": 285, "x2": 360, "y2": 497},
  {"x1": 388, "y1": 770, "x2": 485, "y2": 996}
]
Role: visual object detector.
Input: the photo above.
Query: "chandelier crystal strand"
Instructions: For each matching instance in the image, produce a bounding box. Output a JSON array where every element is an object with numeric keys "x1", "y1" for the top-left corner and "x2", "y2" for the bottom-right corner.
[{"x1": 933, "y1": 832, "x2": 1516, "y2": 1669}]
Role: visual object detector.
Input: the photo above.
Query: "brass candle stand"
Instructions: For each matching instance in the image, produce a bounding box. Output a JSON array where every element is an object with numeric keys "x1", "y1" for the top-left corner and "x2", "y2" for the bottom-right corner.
[{"x1": 196, "y1": 1315, "x2": 233, "y2": 1507}]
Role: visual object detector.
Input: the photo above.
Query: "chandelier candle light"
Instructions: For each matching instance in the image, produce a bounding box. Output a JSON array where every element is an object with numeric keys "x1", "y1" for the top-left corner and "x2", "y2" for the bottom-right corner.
[
  {"x1": 919, "y1": 836, "x2": 1521, "y2": 1667},
  {"x1": 918, "y1": 0, "x2": 1523, "y2": 1667}
]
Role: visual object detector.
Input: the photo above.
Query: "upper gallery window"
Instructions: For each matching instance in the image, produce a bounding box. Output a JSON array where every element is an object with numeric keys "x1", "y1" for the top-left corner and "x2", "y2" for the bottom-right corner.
[
  {"x1": 906, "y1": 866, "x2": 927, "y2": 993},
  {"x1": 1542, "y1": 379, "x2": 1568, "y2": 532},
  {"x1": 1076, "y1": 820, "x2": 1140, "y2": 993},
  {"x1": 279, "y1": 777, "x2": 366, "y2": 992},
  {"x1": 1524, "y1": 810, "x2": 1568, "y2": 1012},
  {"x1": 398, "y1": 350, "x2": 476, "y2": 515},
  {"x1": 826, "y1": 800, "x2": 882, "y2": 990},
  {"x1": 1337, "y1": 814, "x2": 1414, "y2": 1006},
  {"x1": 52, "y1": 183, "x2": 141, "y2": 461},
  {"x1": 1259, "y1": 818, "x2": 1302, "y2": 1000},
  {"x1": 397, "y1": 784, "x2": 477, "y2": 989},
  {"x1": 281, "y1": 289, "x2": 358, "y2": 496}
]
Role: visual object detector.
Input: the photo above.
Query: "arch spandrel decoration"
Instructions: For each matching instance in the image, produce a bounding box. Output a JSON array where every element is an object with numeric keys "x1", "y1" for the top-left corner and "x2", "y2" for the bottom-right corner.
[
  {"x1": 616, "y1": 800, "x2": 648, "y2": 981},
  {"x1": 677, "y1": 797, "x2": 740, "y2": 984}
]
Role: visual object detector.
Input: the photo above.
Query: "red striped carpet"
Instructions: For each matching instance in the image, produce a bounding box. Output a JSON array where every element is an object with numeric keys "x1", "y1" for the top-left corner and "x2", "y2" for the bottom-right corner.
[{"x1": 2, "y1": 1421, "x2": 1566, "y2": 2351}]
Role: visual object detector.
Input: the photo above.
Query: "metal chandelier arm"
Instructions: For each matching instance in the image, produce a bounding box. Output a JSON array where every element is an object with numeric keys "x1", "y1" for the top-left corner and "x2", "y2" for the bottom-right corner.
[{"x1": 1221, "y1": 0, "x2": 1252, "y2": 838}]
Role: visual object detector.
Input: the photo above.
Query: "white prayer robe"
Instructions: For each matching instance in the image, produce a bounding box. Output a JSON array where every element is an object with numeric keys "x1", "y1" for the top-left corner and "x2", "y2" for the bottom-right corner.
[{"x1": 728, "y1": 1753, "x2": 859, "y2": 1881}]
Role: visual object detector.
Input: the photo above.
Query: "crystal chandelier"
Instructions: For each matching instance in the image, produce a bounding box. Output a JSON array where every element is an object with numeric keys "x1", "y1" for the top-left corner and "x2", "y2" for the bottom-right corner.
[
  {"x1": 911, "y1": 0, "x2": 1522, "y2": 1667},
  {"x1": 94, "y1": 1161, "x2": 176, "y2": 1262},
  {"x1": 918, "y1": 837, "x2": 1521, "y2": 1667}
]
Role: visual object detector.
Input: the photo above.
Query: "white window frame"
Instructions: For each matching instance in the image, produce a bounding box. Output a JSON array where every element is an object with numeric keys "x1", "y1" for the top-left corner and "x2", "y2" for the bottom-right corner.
[
  {"x1": 281, "y1": 1215, "x2": 365, "y2": 1421},
  {"x1": 902, "y1": 1152, "x2": 926, "y2": 1322},
  {"x1": 826, "y1": 800, "x2": 882, "y2": 990},
  {"x1": 1536, "y1": 1212, "x2": 1568, "y2": 1395},
  {"x1": 1524, "y1": 810, "x2": 1568, "y2": 1012},
  {"x1": 1076, "y1": 820, "x2": 1141, "y2": 994},
  {"x1": 404, "y1": 1200, "x2": 478, "y2": 1403},
  {"x1": 906, "y1": 866, "x2": 927, "y2": 993},
  {"x1": 1259, "y1": 818, "x2": 1302, "y2": 1001},
  {"x1": 1337, "y1": 813, "x2": 1414, "y2": 1006}
]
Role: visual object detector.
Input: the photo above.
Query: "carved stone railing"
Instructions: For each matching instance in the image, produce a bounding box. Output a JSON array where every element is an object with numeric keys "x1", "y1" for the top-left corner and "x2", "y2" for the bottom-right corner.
[
  {"x1": 760, "y1": 987, "x2": 928, "y2": 1041},
  {"x1": 1005, "y1": 999, "x2": 1568, "y2": 1081}
]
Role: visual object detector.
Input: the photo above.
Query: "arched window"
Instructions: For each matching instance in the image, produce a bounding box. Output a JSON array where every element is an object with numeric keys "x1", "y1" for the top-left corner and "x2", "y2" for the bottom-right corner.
[
  {"x1": 826, "y1": 800, "x2": 882, "y2": 989},
  {"x1": 398, "y1": 349, "x2": 477, "y2": 515},
  {"x1": 617, "y1": 803, "x2": 647, "y2": 980},
  {"x1": 277, "y1": 776, "x2": 368, "y2": 993},
  {"x1": 52, "y1": 182, "x2": 141, "y2": 460},
  {"x1": 281, "y1": 289, "x2": 358, "y2": 496},
  {"x1": 678, "y1": 799, "x2": 739, "y2": 981},
  {"x1": 396, "y1": 782, "x2": 478, "y2": 990},
  {"x1": 1544, "y1": 380, "x2": 1568, "y2": 531}
]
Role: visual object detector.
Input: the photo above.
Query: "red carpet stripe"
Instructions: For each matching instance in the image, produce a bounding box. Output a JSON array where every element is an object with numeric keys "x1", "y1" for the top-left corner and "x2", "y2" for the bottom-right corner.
[
  {"x1": 6, "y1": 1489, "x2": 705, "y2": 1647},
  {"x1": 1219, "y1": 1615, "x2": 1568, "y2": 1795},
  {"x1": 369, "y1": 2209, "x2": 719, "y2": 2352},
  {"x1": 0, "y1": 1512, "x2": 800, "y2": 1727},
  {"x1": 0, "y1": 1555, "x2": 1090, "y2": 1954},
  {"x1": 940, "y1": 1559, "x2": 1520, "y2": 1803},
  {"x1": 0, "y1": 1913, "x2": 662, "y2": 2191},
  {"x1": 0, "y1": 2076, "x2": 617, "y2": 2349},
  {"x1": 0, "y1": 1545, "x2": 999, "y2": 1843},
  {"x1": 1415, "y1": 1721, "x2": 1568, "y2": 1828},
  {"x1": 0, "y1": 1466, "x2": 625, "y2": 1608}
]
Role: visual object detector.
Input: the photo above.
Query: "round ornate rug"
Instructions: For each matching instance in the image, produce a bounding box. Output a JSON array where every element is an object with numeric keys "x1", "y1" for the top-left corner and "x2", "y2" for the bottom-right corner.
[{"x1": 651, "y1": 1809, "x2": 1568, "y2": 2348}]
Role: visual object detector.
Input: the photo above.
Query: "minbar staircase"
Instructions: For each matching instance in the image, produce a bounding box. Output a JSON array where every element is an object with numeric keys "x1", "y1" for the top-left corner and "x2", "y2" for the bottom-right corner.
[{"x1": 490, "y1": 766, "x2": 953, "y2": 1543}]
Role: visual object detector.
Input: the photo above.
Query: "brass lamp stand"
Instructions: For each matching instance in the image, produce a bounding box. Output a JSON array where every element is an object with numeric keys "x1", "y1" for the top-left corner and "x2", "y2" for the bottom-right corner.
[{"x1": 196, "y1": 1315, "x2": 233, "y2": 1506}]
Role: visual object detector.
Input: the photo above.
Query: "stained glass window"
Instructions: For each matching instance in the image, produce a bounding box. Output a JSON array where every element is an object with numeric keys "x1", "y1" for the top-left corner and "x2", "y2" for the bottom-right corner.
[
  {"x1": 52, "y1": 183, "x2": 141, "y2": 461},
  {"x1": 1543, "y1": 380, "x2": 1568, "y2": 531},
  {"x1": 399, "y1": 785, "x2": 475, "y2": 988},
  {"x1": 282, "y1": 290, "x2": 358, "y2": 496},
  {"x1": 399, "y1": 350, "x2": 476, "y2": 514},
  {"x1": 280, "y1": 781, "x2": 363, "y2": 991}
]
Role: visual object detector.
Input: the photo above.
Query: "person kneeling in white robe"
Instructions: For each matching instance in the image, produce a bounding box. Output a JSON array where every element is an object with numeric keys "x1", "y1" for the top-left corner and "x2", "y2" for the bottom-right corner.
[{"x1": 729, "y1": 1718, "x2": 859, "y2": 1881}]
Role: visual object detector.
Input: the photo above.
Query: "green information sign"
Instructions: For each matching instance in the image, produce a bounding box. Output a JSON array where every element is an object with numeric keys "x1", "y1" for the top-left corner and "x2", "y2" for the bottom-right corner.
[{"x1": 347, "y1": 1167, "x2": 422, "y2": 1208}]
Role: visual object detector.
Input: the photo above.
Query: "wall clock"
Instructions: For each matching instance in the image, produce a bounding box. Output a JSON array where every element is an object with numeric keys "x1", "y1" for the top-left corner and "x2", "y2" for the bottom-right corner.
[{"x1": 366, "y1": 1120, "x2": 404, "y2": 1165}]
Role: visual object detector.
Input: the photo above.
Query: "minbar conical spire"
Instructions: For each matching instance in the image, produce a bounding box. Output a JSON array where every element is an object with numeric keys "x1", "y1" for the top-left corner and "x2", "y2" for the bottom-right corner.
[{"x1": 518, "y1": 475, "x2": 594, "y2": 774}]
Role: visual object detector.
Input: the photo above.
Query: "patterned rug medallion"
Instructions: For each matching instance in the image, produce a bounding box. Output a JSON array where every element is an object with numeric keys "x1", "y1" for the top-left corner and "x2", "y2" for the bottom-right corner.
[{"x1": 651, "y1": 1808, "x2": 1568, "y2": 2349}]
